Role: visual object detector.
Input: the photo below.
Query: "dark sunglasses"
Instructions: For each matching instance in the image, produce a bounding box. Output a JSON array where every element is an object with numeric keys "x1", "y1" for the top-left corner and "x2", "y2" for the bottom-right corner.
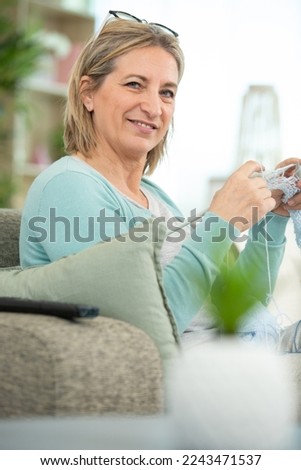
[{"x1": 98, "y1": 10, "x2": 178, "y2": 38}]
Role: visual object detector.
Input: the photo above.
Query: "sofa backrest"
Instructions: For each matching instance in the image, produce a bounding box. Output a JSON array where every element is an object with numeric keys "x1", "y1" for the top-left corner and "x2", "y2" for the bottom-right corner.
[{"x1": 0, "y1": 209, "x2": 21, "y2": 267}]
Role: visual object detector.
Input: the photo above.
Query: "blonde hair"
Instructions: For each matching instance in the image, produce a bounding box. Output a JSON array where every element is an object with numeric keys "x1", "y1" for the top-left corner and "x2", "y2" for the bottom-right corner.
[{"x1": 64, "y1": 18, "x2": 185, "y2": 174}]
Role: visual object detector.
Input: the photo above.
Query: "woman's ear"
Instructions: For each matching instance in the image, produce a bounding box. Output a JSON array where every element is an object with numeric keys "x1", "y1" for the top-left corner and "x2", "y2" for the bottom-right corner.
[{"x1": 80, "y1": 75, "x2": 94, "y2": 112}]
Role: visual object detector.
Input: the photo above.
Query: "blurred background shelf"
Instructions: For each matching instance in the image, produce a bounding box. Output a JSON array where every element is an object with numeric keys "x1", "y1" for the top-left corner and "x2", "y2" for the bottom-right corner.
[{"x1": 9, "y1": 0, "x2": 95, "y2": 208}]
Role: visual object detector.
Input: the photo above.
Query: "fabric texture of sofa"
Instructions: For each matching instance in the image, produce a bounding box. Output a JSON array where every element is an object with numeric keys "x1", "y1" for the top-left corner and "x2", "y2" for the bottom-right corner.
[{"x1": 0, "y1": 209, "x2": 164, "y2": 418}]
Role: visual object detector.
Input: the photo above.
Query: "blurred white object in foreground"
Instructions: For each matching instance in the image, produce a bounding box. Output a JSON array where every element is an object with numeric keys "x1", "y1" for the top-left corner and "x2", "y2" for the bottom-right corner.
[{"x1": 168, "y1": 338, "x2": 297, "y2": 449}]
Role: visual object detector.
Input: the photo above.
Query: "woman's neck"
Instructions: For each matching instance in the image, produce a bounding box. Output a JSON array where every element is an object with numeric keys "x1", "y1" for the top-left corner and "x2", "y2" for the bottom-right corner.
[{"x1": 76, "y1": 151, "x2": 149, "y2": 208}]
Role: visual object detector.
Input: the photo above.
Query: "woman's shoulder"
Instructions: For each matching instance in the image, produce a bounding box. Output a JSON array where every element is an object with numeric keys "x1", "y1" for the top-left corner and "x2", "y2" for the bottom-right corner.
[
  {"x1": 23, "y1": 156, "x2": 126, "y2": 215},
  {"x1": 28, "y1": 156, "x2": 110, "y2": 194}
]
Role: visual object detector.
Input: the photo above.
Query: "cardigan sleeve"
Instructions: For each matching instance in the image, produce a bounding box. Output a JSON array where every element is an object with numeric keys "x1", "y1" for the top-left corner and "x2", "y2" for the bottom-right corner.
[{"x1": 162, "y1": 211, "x2": 288, "y2": 334}]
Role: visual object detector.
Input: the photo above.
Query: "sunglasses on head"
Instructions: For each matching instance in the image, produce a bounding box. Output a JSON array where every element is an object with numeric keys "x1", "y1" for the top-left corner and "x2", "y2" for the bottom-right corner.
[{"x1": 97, "y1": 10, "x2": 179, "y2": 38}]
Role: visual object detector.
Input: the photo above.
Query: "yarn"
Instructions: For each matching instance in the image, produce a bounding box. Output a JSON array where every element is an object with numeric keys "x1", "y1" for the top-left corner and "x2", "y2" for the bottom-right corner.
[
  {"x1": 265, "y1": 168, "x2": 301, "y2": 247},
  {"x1": 256, "y1": 165, "x2": 301, "y2": 337}
]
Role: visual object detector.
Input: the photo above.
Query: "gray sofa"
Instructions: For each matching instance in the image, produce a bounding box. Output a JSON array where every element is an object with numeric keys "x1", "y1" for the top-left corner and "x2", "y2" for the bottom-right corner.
[{"x1": 0, "y1": 209, "x2": 164, "y2": 418}]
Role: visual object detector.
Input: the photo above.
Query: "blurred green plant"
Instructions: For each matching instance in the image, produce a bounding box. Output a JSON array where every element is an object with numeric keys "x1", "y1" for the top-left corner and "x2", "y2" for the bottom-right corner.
[
  {"x1": 0, "y1": 3, "x2": 44, "y2": 92},
  {"x1": 0, "y1": 0, "x2": 45, "y2": 207},
  {"x1": 210, "y1": 251, "x2": 266, "y2": 334},
  {"x1": 0, "y1": 173, "x2": 16, "y2": 208}
]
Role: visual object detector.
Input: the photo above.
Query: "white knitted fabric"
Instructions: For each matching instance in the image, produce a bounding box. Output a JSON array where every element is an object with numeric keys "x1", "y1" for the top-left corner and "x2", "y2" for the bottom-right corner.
[{"x1": 265, "y1": 171, "x2": 301, "y2": 247}]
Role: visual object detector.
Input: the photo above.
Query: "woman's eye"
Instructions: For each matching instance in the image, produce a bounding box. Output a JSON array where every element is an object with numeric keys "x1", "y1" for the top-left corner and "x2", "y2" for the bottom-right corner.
[
  {"x1": 160, "y1": 89, "x2": 175, "y2": 99},
  {"x1": 126, "y1": 81, "x2": 141, "y2": 89}
]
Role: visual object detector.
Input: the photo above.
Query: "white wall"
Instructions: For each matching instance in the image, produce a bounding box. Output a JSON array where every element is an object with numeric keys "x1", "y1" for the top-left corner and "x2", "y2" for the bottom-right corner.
[{"x1": 95, "y1": 0, "x2": 301, "y2": 215}]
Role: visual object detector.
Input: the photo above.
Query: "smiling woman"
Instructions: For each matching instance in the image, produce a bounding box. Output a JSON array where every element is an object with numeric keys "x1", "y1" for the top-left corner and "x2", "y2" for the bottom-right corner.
[
  {"x1": 18, "y1": 11, "x2": 301, "y2": 352},
  {"x1": 77, "y1": 45, "x2": 179, "y2": 186}
]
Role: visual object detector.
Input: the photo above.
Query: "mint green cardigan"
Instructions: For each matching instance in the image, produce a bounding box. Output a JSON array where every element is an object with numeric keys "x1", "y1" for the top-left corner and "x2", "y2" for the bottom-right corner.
[{"x1": 20, "y1": 156, "x2": 288, "y2": 333}]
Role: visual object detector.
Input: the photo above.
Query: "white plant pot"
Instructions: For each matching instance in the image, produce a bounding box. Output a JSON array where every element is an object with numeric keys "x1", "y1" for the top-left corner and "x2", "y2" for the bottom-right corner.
[{"x1": 167, "y1": 337, "x2": 297, "y2": 449}]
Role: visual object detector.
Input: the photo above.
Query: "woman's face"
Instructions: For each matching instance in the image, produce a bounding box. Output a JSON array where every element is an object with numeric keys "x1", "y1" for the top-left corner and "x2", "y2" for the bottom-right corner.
[{"x1": 83, "y1": 46, "x2": 179, "y2": 162}]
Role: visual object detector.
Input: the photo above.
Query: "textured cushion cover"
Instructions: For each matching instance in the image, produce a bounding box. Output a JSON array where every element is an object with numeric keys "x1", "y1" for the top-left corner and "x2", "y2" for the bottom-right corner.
[
  {"x1": 0, "y1": 313, "x2": 164, "y2": 417},
  {"x1": 0, "y1": 219, "x2": 179, "y2": 364}
]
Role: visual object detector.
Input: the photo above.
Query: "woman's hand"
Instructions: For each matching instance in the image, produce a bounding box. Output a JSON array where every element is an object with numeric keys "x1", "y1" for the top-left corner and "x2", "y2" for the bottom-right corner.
[
  {"x1": 209, "y1": 160, "x2": 276, "y2": 232},
  {"x1": 272, "y1": 157, "x2": 301, "y2": 216}
]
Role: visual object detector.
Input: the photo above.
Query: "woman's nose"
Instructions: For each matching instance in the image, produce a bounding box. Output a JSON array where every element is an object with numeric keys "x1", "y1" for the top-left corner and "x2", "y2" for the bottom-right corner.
[{"x1": 140, "y1": 91, "x2": 162, "y2": 117}]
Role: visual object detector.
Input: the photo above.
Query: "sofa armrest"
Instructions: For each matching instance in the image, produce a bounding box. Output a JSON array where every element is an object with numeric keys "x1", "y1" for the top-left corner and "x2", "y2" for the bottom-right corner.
[
  {"x1": 0, "y1": 209, "x2": 21, "y2": 268},
  {"x1": 0, "y1": 313, "x2": 164, "y2": 417}
]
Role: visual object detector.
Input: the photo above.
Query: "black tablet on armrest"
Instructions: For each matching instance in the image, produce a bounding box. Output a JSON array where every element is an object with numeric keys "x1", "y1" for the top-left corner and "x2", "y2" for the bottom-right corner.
[{"x1": 0, "y1": 297, "x2": 99, "y2": 320}]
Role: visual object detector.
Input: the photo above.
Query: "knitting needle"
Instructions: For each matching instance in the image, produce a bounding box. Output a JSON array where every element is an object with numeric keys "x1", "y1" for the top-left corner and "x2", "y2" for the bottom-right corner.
[
  {"x1": 166, "y1": 208, "x2": 208, "y2": 235},
  {"x1": 251, "y1": 163, "x2": 296, "y2": 179}
]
